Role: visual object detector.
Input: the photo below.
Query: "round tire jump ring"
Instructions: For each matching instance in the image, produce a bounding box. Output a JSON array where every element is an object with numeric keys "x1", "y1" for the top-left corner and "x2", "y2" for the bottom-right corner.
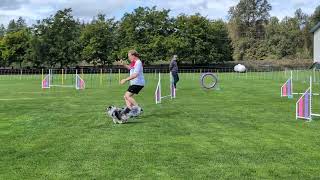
[{"x1": 200, "y1": 73, "x2": 218, "y2": 89}]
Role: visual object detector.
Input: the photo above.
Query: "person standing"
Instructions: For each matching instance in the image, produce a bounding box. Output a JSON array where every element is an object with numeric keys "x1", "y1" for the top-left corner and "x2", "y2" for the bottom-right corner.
[{"x1": 169, "y1": 55, "x2": 179, "y2": 89}]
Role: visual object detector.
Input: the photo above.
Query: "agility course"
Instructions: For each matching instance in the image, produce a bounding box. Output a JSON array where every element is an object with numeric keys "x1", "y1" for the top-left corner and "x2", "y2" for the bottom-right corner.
[{"x1": 2, "y1": 69, "x2": 320, "y2": 179}]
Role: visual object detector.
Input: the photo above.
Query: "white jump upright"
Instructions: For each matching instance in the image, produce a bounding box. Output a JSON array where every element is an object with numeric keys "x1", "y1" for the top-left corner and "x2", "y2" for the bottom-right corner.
[
  {"x1": 296, "y1": 77, "x2": 320, "y2": 121},
  {"x1": 155, "y1": 72, "x2": 176, "y2": 104}
]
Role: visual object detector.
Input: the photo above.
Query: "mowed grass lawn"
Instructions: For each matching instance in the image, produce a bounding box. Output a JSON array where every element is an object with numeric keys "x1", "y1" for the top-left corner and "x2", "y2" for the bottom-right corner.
[{"x1": 1, "y1": 72, "x2": 320, "y2": 179}]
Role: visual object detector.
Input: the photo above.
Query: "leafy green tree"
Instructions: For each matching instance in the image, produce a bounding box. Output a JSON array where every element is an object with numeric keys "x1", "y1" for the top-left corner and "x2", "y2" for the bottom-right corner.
[
  {"x1": 0, "y1": 37, "x2": 6, "y2": 67},
  {"x1": 1, "y1": 30, "x2": 30, "y2": 67},
  {"x1": 172, "y1": 14, "x2": 232, "y2": 64},
  {"x1": 16, "y1": 17, "x2": 27, "y2": 30},
  {"x1": 33, "y1": 8, "x2": 81, "y2": 67},
  {"x1": 7, "y1": 20, "x2": 17, "y2": 33},
  {"x1": 117, "y1": 7, "x2": 172, "y2": 64},
  {"x1": 0, "y1": 24, "x2": 5, "y2": 37},
  {"x1": 311, "y1": 5, "x2": 320, "y2": 26},
  {"x1": 80, "y1": 14, "x2": 117, "y2": 66},
  {"x1": 228, "y1": 0, "x2": 271, "y2": 60},
  {"x1": 7, "y1": 17, "x2": 27, "y2": 33}
]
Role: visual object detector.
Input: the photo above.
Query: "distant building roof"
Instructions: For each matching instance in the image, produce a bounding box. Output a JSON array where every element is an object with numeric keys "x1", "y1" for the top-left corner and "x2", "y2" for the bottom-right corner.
[{"x1": 311, "y1": 22, "x2": 320, "y2": 33}]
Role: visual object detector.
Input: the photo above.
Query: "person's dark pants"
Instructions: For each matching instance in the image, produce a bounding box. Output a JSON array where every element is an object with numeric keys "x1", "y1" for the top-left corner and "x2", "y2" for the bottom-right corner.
[{"x1": 172, "y1": 72, "x2": 179, "y2": 88}]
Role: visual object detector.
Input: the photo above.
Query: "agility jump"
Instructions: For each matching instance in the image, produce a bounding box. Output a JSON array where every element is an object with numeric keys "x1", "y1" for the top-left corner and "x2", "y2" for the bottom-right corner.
[
  {"x1": 281, "y1": 71, "x2": 319, "y2": 98},
  {"x1": 155, "y1": 72, "x2": 176, "y2": 104},
  {"x1": 42, "y1": 69, "x2": 85, "y2": 90},
  {"x1": 200, "y1": 72, "x2": 219, "y2": 89},
  {"x1": 296, "y1": 77, "x2": 320, "y2": 121}
]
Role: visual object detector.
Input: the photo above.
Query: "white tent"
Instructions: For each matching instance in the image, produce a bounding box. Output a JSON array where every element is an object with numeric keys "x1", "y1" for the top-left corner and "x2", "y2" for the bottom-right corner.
[{"x1": 311, "y1": 22, "x2": 320, "y2": 63}]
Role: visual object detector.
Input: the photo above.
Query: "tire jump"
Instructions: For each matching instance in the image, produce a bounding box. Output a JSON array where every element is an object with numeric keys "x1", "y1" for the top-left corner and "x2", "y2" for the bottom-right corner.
[{"x1": 200, "y1": 73, "x2": 219, "y2": 89}]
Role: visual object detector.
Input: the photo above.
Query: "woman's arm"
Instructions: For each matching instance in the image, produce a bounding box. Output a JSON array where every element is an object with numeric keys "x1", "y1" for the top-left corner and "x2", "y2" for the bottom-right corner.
[
  {"x1": 123, "y1": 64, "x2": 131, "y2": 70},
  {"x1": 119, "y1": 59, "x2": 131, "y2": 70},
  {"x1": 120, "y1": 73, "x2": 138, "y2": 84}
]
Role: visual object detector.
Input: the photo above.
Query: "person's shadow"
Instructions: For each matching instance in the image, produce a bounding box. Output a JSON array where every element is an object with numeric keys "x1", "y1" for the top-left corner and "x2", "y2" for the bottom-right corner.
[{"x1": 123, "y1": 121, "x2": 145, "y2": 124}]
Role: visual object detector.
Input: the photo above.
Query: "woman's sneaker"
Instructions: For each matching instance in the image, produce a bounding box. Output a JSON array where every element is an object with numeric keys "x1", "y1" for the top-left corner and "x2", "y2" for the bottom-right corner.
[{"x1": 129, "y1": 106, "x2": 143, "y2": 117}]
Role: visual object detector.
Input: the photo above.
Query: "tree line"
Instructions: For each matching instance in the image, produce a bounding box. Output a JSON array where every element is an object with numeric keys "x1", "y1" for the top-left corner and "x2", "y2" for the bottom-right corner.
[{"x1": 0, "y1": 0, "x2": 319, "y2": 68}]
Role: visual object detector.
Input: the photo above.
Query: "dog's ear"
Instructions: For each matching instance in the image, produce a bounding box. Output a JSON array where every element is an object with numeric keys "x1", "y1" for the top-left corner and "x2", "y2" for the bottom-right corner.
[{"x1": 107, "y1": 106, "x2": 114, "y2": 110}]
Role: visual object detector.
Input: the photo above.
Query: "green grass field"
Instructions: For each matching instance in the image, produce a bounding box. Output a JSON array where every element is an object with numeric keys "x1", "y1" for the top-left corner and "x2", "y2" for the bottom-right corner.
[{"x1": 1, "y1": 71, "x2": 320, "y2": 179}]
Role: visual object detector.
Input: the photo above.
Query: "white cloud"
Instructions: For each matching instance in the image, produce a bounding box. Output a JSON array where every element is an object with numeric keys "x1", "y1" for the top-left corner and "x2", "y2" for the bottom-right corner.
[
  {"x1": 0, "y1": 0, "x2": 318, "y2": 26},
  {"x1": 0, "y1": 0, "x2": 29, "y2": 10},
  {"x1": 134, "y1": 0, "x2": 238, "y2": 20},
  {"x1": 269, "y1": 0, "x2": 318, "y2": 20},
  {"x1": 0, "y1": 0, "x2": 129, "y2": 25}
]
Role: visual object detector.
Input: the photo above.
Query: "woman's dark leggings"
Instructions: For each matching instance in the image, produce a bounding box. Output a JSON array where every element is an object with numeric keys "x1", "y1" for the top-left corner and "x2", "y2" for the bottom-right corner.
[{"x1": 172, "y1": 72, "x2": 179, "y2": 88}]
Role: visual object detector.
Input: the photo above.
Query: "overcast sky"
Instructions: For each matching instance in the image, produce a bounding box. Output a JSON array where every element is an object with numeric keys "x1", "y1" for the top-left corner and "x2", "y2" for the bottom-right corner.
[{"x1": 0, "y1": 0, "x2": 318, "y2": 26}]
